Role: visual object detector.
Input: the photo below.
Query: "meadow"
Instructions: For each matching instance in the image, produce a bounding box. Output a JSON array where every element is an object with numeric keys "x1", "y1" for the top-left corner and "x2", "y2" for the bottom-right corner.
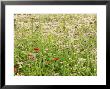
[{"x1": 14, "y1": 14, "x2": 97, "y2": 76}]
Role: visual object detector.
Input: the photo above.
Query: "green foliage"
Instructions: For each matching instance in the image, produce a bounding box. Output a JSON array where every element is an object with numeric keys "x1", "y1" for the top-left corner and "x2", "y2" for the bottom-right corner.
[{"x1": 14, "y1": 14, "x2": 97, "y2": 76}]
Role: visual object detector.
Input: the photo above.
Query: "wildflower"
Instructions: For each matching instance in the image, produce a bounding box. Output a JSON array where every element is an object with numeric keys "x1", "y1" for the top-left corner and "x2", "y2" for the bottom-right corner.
[
  {"x1": 78, "y1": 58, "x2": 86, "y2": 61},
  {"x1": 60, "y1": 61, "x2": 63, "y2": 64},
  {"x1": 44, "y1": 48, "x2": 49, "y2": 53},
  {"x1": 28, "y1": 53, "x2": 33, "y2": 56},
  {"x1": 28, "y1": 53, "x2": 35, "y2": 60},
  {"x1": 17, "y1": 61, "x2": 23, "y2": 65},
  {"x1": 34, "y1": 48, "x2": 40, "y2": 52},
  {"x1": 53, "y1": 58, "x2": 59, "y2": 61},
  {"x1": 18, "y1": 62, "x2": 23, "y2": 68},
  {"x1": 27, "y1": 64, "x2": 31, "y2": 67},
  {"x1": 69, "y1": 58, "x2": 72, "y2": 60},
  {"x1": 45, "y1": 48, "x2": 49, "y2": 51},
  {"x1": 30, "y1": 56, "x2": 35, "y2": 60}
]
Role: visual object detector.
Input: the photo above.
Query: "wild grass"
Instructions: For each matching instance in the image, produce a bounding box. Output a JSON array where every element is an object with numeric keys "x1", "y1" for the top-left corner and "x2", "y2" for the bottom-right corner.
[{"x1": 14, "y1": 14, "x2": 97, "y2": 76}]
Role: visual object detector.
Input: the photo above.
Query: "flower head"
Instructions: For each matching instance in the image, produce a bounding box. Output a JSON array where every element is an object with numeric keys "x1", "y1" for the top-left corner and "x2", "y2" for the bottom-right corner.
[
  {"x1": 34, "y1": 48, "x2": 40, "y2": 52},
  {"x1": 53, "y1": 58, "x2": 59, "y2": 61},
  {"x1": 45, "y1": 48, "x2": 49, "y2": 51}
]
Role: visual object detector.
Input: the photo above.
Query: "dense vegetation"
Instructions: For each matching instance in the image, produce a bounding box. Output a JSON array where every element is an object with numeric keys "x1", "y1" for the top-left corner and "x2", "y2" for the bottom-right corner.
[{"x1": 14, "y1": 14, "x2": 97, "y2": 76}]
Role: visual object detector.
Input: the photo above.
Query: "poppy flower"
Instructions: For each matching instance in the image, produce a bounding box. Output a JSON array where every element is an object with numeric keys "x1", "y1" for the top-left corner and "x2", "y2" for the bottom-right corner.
[
  {"x1": 53, "y1": 58, "x2": 59, "y2": 61},
  {"x1": 34, "y1": 48, "x2": 40, "y2": 52}
]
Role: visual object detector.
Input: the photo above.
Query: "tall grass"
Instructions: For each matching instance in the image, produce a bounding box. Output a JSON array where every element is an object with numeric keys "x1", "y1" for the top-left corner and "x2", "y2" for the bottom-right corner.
[{"x1": 14, "y1": 14, "x2": 97, "y2": 76}]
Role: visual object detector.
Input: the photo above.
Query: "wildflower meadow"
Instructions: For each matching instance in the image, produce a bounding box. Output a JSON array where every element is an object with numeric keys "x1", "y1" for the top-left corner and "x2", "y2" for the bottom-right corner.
[{"x1": 14, "y1": 14, "x2": 97, "y2": 76}]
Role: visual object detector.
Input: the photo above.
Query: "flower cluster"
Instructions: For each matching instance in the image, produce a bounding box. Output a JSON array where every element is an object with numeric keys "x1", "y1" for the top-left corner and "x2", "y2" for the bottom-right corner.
[{"x1": 27, "y1": 47, "x2": 60, "y2": 61}]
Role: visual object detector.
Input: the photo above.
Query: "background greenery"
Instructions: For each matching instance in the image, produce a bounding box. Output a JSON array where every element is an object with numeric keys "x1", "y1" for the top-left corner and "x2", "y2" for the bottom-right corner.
[{"x1": 14, "y1": 14, "x2": 97, "y2": 76}]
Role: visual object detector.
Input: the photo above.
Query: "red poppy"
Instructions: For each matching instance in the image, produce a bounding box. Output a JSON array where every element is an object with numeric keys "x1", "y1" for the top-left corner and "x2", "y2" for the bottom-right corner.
[
  {"x1": 34, "y1": 48, "x2": 40, "y2": 52},
  {"x1": 53, "y1": 58, "x2": 59, "y2": 61}
]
